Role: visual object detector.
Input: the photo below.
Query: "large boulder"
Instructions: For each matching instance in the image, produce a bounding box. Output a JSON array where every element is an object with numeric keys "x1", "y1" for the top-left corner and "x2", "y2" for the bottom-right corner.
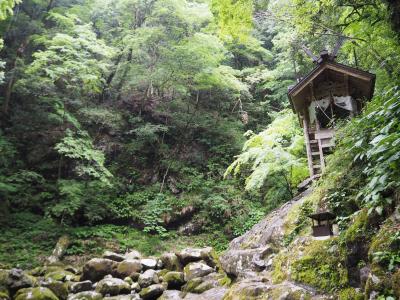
[
  {"x1": 138, "y1": 284, "x2": 165, "y2": 300},
  {"x1": 6, "y1": 269, "x2": 36, "y2": 294},
  {"x1": 219, "y1": 247, "x2": 272, "y2": 277},
  {"x1": 82, "y1": 259, "x2": 116, "y2": 282},
  {"x1": 45, "y1": 270, "x2": 75, "y2": 282},
  {"x1": 69, "y1": 281, "x2": 93, "y2": 294},
  {"x1": 14, "y1": 287, "x2": 59, "y2": 300},
  {"x1": 103, "y1": 295, "x2": 140, "y2": 300},
  {"x1": 42, "y1": 281, "x2": 68, "y2": 300},
  {"x1": 160, "y1": 254, "x2": 181, "y2": 272},
  {"x1": 184, "y1": 287, "x2": 228, "y2": 300},
  {"x1": 67, "y1": 291, "x2": 103, "y2": 300},
  {"x1": 183, "y1": 273, "x2": 227, "y2": 294},
  {"x1": 157, "y1": 290, "x2": 183, "y2": 300},
  {"x1": 114, "y1": 261, "x2": 142, "y2": 279},
  {"x1": 138, "y1": 270, "x2": 158, "y2": 288},
  {"x1": 162, "y1": 272, "x2": 184, "y2": 289},
  {"x1": 95, "y1": 278, "x2": 130, "y2": 296},
  {"x1": 139, "y1": 259, "x2": 157, "y2": 271},
  {"x1": 124, "y1": 251, "x2": 141, "y2": 261},
  {"x1": 176, "y1": 248, "x2": 214, "y2": 266},
  {"x1": 183, "y1": 262, "x2": 214, "y2": 281},
  {"x1": 103, "y1": 252, "x2": 125, "y2": 263}
]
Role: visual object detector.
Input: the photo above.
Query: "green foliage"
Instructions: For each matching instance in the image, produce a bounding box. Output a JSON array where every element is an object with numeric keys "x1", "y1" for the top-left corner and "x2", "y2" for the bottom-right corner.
[
  {"x1": 55, "y1": 130, "x2": 112, "y2": 183},
  {"x1": 0, "y1": 0, "x2": 20, "y2": 20},
  {"x1": 341, "y1": 87, "x2": 400, "y2": 213},
  {"x1": 211, "y1": 0, "x2": 253, "y2": 42},
  {"x1": 225, "y1": 110, "x2": 308, "y2": 200}
]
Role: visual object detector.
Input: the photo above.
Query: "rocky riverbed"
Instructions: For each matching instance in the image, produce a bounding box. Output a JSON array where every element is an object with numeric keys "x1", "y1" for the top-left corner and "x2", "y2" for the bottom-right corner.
[{"x1": 0, "y1": 247, "x2": 231, "y2": 300}]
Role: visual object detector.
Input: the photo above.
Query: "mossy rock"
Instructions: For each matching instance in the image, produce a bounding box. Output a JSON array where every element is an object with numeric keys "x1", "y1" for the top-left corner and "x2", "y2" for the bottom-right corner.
[
  {"x1": 0, "y1": 291, "x2": 9, "y2": 300},
  {"x1": 14, "y1": 287, "x2": 59, "y2": 300},
  {"x1": 42, "y1": 281, "x2": 69, "y2": 300},
  {"x1": 344, "y1": 209, "x2": 369, "y2": 243},
  {"x1": 337, "y1": 288, "x2": 363, "y2": 300},
  {"x1": 392, "y1": 269, "x2": 400, "y2": 298},
  {"x1": 163, "y1": 272, "x2": 184, "y2": 289},
  {"x1": 138, "y1": 284, "x2": 164, "y2": 300},
  {"x1": 45, "y1": 270, "x2": 74, "y2": 282},
  {"x1": 67, "y1": 291, "x2": 103, "y2": 300},
  {"x1": 271, "y1": 252, "x2": 288, "y2": 284},
  {"x1": 290, "y1": 239, "x2": 348, "y2": 292},
  {"x1": 182, "y1": 277, "x2": 202, "y2": 293}
]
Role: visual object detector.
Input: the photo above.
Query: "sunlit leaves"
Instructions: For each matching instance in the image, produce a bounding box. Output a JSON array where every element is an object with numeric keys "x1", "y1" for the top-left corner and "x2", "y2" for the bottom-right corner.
[
  {"x1": 55, "y1": 130, "x2": 113, "y2": 184},
  {"x1": 225, "y1": 111, "x2": 308, "y2": 192},
  {"x1": 211, "y1": 0, "x2": 253, "y2": 42}
]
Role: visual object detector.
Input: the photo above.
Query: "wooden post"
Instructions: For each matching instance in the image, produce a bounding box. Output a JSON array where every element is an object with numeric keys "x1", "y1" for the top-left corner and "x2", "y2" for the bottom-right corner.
[
  {"x1": 302, "y1": 112, "x2": 314, "y2": 177},
  {"x1": 316, "y1": 121, "x2": 325, "y2": 170}
]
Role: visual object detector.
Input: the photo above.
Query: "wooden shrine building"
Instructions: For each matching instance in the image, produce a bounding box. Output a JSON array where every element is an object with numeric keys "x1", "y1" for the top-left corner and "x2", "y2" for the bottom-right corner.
[{"x1": 288, "y1": 50, "x2": 375, "y2": 178}]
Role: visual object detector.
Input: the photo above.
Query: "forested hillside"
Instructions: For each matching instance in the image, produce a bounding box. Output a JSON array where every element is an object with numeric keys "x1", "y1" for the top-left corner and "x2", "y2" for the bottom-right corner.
[{"x1": 0, "y1": 0, "x2": 400, "y2": 299}]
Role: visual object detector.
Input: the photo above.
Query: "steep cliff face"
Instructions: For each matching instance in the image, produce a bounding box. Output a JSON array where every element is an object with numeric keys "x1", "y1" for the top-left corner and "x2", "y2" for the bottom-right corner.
[{"x1": 219, "y1": 186, "x2": 400, "y2": 300}]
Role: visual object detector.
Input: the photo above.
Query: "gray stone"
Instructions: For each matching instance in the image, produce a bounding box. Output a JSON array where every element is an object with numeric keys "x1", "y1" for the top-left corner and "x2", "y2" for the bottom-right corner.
[
  {"x1": 160, "y1": 253, "x2": 181, "y2": 271},
  {"x1": 6, "y1": 269, "x2": 35, "y2": 293},
  {"x1": 82, "y1": 259, "x2": 116, "y2": 282},
  {"x1": 124, "y1": 251, "x2": 141, "y2": 261},
  {"x1": 95, "y1": 278, "x2": 130, "y2": 296},
  {"x1": 360, "y1": 266, "x2": 370, "y2": 289},
  {"x1": 138, "y1": 270, "x2": 158, "y2": 288},
  {"x1": 14, "y1": 287, "x2": 58, "y2": 300},
  {"x1": 130, "y1": 283, "x2": 140, "y2": 292},
  {"x1": 183, "y1": 262, "x2": 214, "y2": 281},
  {"x1": 103, "y1": 252, "x2": 125, "y2": 263},
  {"x1": 184, "y1": 287, "x2": 228, "y2": 300},
  {"x1": 42, "y1": 280, "x2": 68, "y2": 300},
  {"x1": 163, "y1": 272, "x2": 185, "y2": 289},
  {"x1": 67, "y1": 291, "x2": 103, "y2": 300},
  {"x1": 114, "y1": 260, "x2": 142, "y2": 279},
  {"x1": 158, "y1": 290, "x2": 183, "y2": 300},
  {"x1": 140, "y1": 259, "x2": 157, "y2": 270},
  {"x1": 70, "y1": 281, "x2": 93, "y2": 294},
  {"x1": 103, "y1": 295, "x2": 140, "y2": 300},
  {"x1": 220, "y1": 247, "x2": 270, "y2": 277},
  {"x1": 138, "y1": 284, "x2": 165, "y2": 300}
]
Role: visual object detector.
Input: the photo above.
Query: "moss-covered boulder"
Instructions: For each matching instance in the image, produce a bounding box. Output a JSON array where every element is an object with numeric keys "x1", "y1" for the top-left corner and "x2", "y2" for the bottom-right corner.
[
  {"x1": 95, "y1": 278, "x2": 130, "y2": 296},
  {"x1": 183, "y1": 262, "x2": 214, "y2": 281},
  {"x1": 14, "y1": 287, "x2": 59, "y2": 300},
  {"x1": 157, "y1": 290, "x2": 183, "y2": 300},
  {"x1": 6, "y1": 269, "x2": 36, "y2": 294},
  {"x1": 182, "y1": 272, "x2": 226, "y2": 294},
  {"x1": 337, "y1": 288, "x2": 363, "y2": 300},
  {"x1": 138, "y1": 270, "x2": 158, "y2": 288},
  {"x1": 138, "y1": 284, "x2": 164, "y2": 300},
  {"x1": 140, "y1": 259, "x2": 157, "y2": 271},
  {"x1": 163, "y1": 272, "x2": 184, "y2": 289},
  {"x1": 102, "y1": 252, "x2": 125, "y2": 263},
  {"x1": 160, "y1": 254, "x2": 181, "y2": 272},
  {"x1": 0, "y1": 270, "x2": 9, "y2": 300},
  {"x1": 392, "y1": 269, "x2": 400, "y2": 299},
  {"x1": 67, "y1": 291, "x2": 103, "y2": 300},
  {"x1": 69, "y1": 281, "x2": 93, "y2": 294},
  {"x1": 42, "y1": 281, "x2": 69, "y2": 300},
  {"x1": 114, "y1": 260, "x2": 142, "y2": 279},
  {"x1": 45, "y1": 270, "x2": 75, "y2": 282},
  {"x1": 82, "y1": 259, "x2": 116, "y2": 282}
]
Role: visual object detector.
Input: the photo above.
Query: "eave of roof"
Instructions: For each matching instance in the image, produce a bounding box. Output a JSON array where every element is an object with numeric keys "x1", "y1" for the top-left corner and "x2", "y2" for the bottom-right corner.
[{"x1": 287, "y1": 61, "x2": 376, "y2": 112}]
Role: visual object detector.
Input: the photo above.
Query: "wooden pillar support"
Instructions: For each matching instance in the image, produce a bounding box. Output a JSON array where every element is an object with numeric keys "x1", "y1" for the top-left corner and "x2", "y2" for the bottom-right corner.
[{"x1": 302, "y1": 112, "x2": 314, "y2": 177}]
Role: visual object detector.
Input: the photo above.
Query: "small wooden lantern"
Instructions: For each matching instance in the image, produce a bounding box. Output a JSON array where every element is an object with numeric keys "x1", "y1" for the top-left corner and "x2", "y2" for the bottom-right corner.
[{"x1": 309, "y1": 211, "x2": 336, "y2": 237}]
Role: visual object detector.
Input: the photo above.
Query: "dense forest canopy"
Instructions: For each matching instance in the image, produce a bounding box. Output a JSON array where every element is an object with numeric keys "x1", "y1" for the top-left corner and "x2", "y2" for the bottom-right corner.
[{"x1": 0, "y1": 0, "x2": 400, "y2": 284}]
